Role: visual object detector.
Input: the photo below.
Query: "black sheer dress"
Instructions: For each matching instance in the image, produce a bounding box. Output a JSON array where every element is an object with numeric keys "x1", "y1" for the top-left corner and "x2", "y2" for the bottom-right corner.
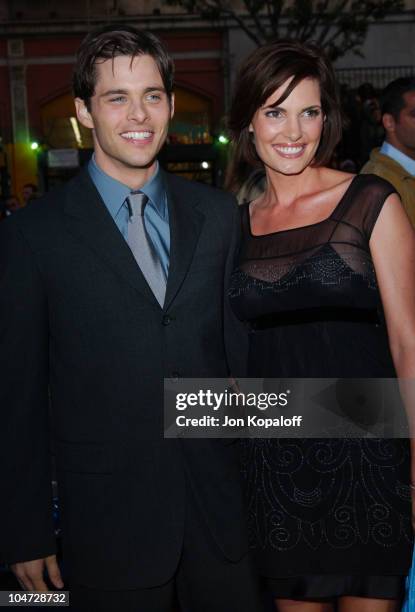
[{"x1": 229, "y1": 174, "x2": 412, "y2": 599}]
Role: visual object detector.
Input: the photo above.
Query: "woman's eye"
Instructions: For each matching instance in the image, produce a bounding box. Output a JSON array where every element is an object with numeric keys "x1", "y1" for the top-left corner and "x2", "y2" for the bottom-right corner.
[
  {"x1": 303, "y1": 108, "x2": 321, "y2": 117},
  {"x1": 265, "y1": 110, "x2": 283, "y2": 119}
]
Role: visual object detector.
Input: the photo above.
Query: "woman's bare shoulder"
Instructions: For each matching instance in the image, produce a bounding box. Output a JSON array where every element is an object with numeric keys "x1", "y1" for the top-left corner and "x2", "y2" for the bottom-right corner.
[{"x1": 318, "y1": 167, "x2": 356, "y2": 191}]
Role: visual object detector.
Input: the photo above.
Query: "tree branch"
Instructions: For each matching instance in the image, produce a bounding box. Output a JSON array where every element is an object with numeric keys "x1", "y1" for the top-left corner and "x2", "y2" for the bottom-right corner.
[
  {"x1": 316, "y1": 0, "x2": 349, "y2": 46},
  {"x1": 163, "y1": 0, "x2": 404, "y2": 60},
  {"x1": 243, "y1": 0, "x2": 267, "y2": 42},
  {"x1": 301, "y1": 0, "x2": 330, "y2": 42},
  {"x1": 221, "y1": 5, "x2": 263, "y2": 45},
  {"x1": 267, "y1": 0, "x2": 283, "y2": 38}
]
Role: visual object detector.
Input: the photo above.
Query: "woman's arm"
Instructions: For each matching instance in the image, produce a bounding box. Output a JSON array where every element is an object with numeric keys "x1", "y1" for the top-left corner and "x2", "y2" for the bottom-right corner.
[{"x1": 370, "y1": 192, "x2": 415, "y2": 527}]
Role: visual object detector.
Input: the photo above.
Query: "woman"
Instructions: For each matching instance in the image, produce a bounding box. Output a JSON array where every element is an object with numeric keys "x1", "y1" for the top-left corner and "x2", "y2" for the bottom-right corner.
[{"x1": 227, "y1": 40, "x2": 415, "y2": 612}]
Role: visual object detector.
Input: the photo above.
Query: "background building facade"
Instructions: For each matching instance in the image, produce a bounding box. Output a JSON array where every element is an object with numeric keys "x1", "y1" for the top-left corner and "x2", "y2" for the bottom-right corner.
[{"x1": 0, "y1": 0, "x2": 414, "y2": 196}]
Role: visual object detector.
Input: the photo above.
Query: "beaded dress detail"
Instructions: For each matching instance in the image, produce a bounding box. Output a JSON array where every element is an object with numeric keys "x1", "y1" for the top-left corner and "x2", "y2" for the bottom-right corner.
[{"x1": 229, "y1": 174, "x2": 412, "y2": 598}]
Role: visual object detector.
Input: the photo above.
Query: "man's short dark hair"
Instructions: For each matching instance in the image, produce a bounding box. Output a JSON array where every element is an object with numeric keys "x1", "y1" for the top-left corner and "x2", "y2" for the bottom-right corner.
[
  {"x1": 357, "y1": 82, "x2": 377, "y2": 102},
  {"x1": 380, "y1": 76, "x2": 415, "y2": 120},
  {"x1": 23, "y1": 183, "x2": 37, "y2": 192},
  {"x1": 73, "y1": 25, "x2": 174, "y2": 109}
]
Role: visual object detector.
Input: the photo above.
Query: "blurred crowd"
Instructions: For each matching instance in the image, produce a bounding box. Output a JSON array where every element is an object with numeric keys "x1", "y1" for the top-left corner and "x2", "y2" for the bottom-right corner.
[
  {"x1": 0, "y1": 182, "x2": 38, "y2": 219},
  {"x1": 1, "y1": 76, "x2": 414, "y2": 223},
  {"x1": 237, "y1": 76, "x2": 415, "y2": 228}
]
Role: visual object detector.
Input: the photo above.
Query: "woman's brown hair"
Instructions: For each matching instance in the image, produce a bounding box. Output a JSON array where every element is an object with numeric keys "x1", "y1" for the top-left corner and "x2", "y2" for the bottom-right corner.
[{"x1": 226, "y1": 39, "x2": 343, "y2": 193}]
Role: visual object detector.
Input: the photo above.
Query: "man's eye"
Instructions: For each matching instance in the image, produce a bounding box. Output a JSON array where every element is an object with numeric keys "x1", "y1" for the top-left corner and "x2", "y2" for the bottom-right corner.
[
  {"x1": 147, "y1": 93, "x2": 162, "y2": 102},
  {"x1": 109, "y1": 97, "x2": 126, "y2": 103}
]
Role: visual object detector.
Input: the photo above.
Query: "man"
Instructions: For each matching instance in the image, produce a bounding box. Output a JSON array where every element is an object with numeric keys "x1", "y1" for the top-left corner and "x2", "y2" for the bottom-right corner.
[
  {"x1": 361, "y1": 77, "x2": 415, "y2": 226},
  {"x1": 356, "y1": 82, "x2": 383, "y2": 166},
  {"x1": 21, "y1": 183, "x2": 38, "y2": 206},
  {"x1": 0, "y1": 194, "x2": 20, "y2": 219},
  {"x1": 0, "y1": 26, "x2": 260, "y2": 611}
]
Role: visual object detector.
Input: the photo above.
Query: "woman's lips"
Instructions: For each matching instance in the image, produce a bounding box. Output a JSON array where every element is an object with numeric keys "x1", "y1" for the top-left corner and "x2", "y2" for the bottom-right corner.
[{"x1": 272, "y1": 144, "x2": 306, "y2": 158}]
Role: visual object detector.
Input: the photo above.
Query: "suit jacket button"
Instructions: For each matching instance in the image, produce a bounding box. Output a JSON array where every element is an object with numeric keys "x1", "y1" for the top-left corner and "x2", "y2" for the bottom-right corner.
[{"x1": 162, "y1": 315, "x2": 172, "y2": 326}]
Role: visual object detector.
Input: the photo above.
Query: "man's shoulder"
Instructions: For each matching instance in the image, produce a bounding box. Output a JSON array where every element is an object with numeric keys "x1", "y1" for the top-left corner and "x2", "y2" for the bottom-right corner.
[
  {"x1": 163, "y1": 171, "x2": 237, "y2": 211},
  {"x1": 6, "y1": 189, "x2": 62, "y2": 228},
  {"x1": 3, "y1": 169, "x2": 88, "y2": 235},
  {"x1": 361, "y1": 149, "x2": 405, "y2": 181}
]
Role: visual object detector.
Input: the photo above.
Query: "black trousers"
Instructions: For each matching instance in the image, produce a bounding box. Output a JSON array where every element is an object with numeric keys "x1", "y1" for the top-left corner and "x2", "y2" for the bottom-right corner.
[{"x1": 68, "y1": 484, "x2": 264, "y2": 612}]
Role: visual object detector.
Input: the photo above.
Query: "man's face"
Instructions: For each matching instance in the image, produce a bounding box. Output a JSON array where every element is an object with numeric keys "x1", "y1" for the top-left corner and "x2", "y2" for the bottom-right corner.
[
  {"x1": 386, "y1": 90, "x2": 415, "y2": 160},
  {"x1": 75, "y1": 54, "x2": 174, "y2": 186},
  {"x1": 6, "y1": 197, "x2": 20, "y2": 211},
  {"x1": 22, "y1": 186, "x2": 34, "y2": 202}
]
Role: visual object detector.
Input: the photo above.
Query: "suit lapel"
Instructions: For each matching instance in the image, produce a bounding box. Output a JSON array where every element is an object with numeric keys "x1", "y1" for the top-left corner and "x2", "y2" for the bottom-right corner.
[
  {"x1": 163, "y1": 171, "x2": 205, "y2": 311},
  {"x1": 63, "y1": 168, "x2": 159, "y2": 306}
]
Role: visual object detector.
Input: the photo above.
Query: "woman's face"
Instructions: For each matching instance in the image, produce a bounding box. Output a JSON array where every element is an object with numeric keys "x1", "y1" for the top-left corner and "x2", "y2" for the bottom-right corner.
[{"x1": 249, "y1": 77, "x2": 324, "y2": 176}]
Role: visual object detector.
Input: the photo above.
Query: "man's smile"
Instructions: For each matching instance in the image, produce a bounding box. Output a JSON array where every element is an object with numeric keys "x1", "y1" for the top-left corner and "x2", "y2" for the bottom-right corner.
[{"x1": 120, "y1": 130, "x2": 154, "y2": 142}]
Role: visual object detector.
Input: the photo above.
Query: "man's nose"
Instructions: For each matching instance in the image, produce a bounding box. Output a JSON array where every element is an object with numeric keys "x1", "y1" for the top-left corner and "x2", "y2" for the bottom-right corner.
[{"x1": 127, "y1": 100, "x2": 148, "y2": 123}]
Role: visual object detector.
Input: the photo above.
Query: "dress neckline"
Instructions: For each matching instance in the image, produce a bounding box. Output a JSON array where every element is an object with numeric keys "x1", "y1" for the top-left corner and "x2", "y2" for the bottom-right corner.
[{"x1": 246, "y1": 174, "x2": 358, "y2": 238}]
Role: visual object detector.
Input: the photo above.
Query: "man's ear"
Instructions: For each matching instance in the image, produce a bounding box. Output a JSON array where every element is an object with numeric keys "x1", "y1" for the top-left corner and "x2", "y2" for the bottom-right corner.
[
  {"x1": 75, "y1": 98, "x2": 94, "y2": 129},
  {"x1": 169, "y1": 93, "x2": 175, "y2": 120},
  {"x1": 382, "y1": 112, "x2": 395, "y2": 134},
  {"x1": 249, "y1": 123, "x2": 253, "y2": 133}
]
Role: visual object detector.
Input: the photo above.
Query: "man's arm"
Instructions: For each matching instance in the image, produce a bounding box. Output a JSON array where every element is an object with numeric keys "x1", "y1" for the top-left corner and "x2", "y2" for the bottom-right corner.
[
  {"x1": 0, "y1": 218, "x2": 60, "y2": 586},
  {"x1": 223, "y1": 199, "x2": 249, "y2": 379}
]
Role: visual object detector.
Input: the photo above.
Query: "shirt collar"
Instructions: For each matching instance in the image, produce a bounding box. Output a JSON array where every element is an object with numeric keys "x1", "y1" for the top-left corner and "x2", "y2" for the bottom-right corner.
[
  {"x1": 88, "y1": 155, "x2": 167, "y2": 219},
  {"x1": 380, "y1": 141, "x2": 415, "y2": 176},
  {"x1": 139, "y1": 161, "x2": 168, "y2": 219}
]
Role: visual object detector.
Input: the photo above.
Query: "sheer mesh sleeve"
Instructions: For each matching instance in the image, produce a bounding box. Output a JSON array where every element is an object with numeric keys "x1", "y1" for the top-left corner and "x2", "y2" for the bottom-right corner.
[
  {"x1": 229, "y1": 174, "x2": 395, "y2": 324},
  {"x1": 353, "y1": 174, "x2": 397, "y2": 240}
]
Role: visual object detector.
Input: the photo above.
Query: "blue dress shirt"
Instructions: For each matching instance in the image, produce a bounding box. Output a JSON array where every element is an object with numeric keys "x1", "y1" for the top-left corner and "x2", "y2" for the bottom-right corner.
[
  {"x1": 380, "y1": 141, "x2": 415, "y2": 176},
  {"x1": 88, "y1": 155, "x2": 170, "y2": 277}
]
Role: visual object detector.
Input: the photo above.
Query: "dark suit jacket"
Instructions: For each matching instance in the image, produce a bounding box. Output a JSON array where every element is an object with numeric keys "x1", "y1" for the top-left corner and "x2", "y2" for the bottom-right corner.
[{"x1": 0, "y1": 168, "x2": 249, "y2": 589}]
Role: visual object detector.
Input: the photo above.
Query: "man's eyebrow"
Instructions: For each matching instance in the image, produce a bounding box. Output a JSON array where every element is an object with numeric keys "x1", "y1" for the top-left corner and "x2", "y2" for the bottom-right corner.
[
  {"x1": 100, "y1": 89, "x2": 128, "y2": 97},
  {"x1": 143, "y1": 86, "x2": 166, "y2": 93},
  {"x1": 100, "y1": 86, "x2": 166, "y2": 97}
]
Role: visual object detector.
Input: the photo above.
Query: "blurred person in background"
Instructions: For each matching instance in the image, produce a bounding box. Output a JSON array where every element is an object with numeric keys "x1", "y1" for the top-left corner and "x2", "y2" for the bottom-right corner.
[
  {"x1": 357, "y1": 82, "x2": 383, "y2": 166},
  {"x1": 361, "y1": 77, "x2": 415, "y2": 227},
  {"x1": 0, "y1": 195, "x2": 20, "y2": 219},
  {"x1": 337, "y1": 83, "x2": 360, "y2": 169},
  {"x1": 21, "y1": 183, "x2": 38, "y2": 206}
]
